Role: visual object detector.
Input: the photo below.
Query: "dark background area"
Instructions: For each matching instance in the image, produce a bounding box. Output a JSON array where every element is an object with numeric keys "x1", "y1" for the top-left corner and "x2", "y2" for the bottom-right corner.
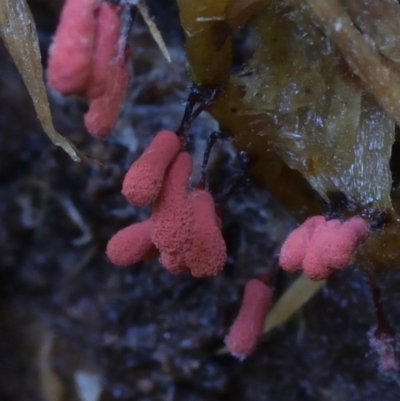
[{"x1": 1, "y1": 1, "x2": 400, "y2": 400}]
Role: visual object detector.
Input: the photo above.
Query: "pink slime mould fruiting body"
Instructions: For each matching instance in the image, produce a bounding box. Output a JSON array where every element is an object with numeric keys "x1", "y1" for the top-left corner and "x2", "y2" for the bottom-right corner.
[
  {"x1": 303, "y1": 217, "x2": 369, "y2": 280},
  {"x1": 280, "y1": 215, "x2": 369, "y2": 281},
  {"x1": 106, "y1": 134, "x2": 228, "y2": 278},
  {"x1": 84, "y1": 60, "x2": 130, "y2": 137},
  {"x1": 225, "y1": 278, "x2": 273, "y2": 358},
  {"x1": 106, "y1": 220, "x2": 156, "y2": 266},
  {"x1": 185, "y1": 190, "x2": 226, "y2": 277},
  {"x1": 48, "y1": 0, "x2": 131, "y2": 138},
  {"x1": 279, "y1": 215, "x2": 326, "y2": 272},
  {"x1": 151, "y1": 152, "x2": 194, "y2": 271},
  {"x1": 48, "y1": 0, "x2": 98, "y2": 95},
  {"x1": 122, "y1": 131, "x2": 181, "y2": 206},
  {"x1": 85, "y1": 2, "x2": 122, "y2": 98}
]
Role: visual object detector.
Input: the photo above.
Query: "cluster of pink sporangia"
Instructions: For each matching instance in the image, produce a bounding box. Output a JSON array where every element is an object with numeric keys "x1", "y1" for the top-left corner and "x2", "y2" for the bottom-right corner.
[
  {"x1": 224, "y1": 215, "x2": 369, "y2": 359},
  {"x1": 47, "y1": 0, "x2": 130, "y2": 138},
  {"x1": 106, "y1": 130, "x2": 227, "y2": 278},
  {"x1": 279, "y1": 215, "x2": 369, "y2": 281},
  {"x1": 46, "y1": 0, "x2": 372, "y2": 360},
  {"x1": 108, "y1": 154, "x2": 370, "y2": 358}
]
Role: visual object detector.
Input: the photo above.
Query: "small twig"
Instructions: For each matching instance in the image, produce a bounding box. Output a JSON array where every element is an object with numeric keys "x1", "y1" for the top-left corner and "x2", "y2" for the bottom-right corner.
[
  {"x1": 59, "y1": 198, "x2": 93, "y2": 246},
  {"x1": 17, "y1": 179, "x2": 92, "y2": 246},
  {"x1": 38, "y1": 331, "x2": 64, "y2": 401},
  {"x1": 67, "y1": 245, "x2": 99, "y2": 279},
  {"x1": 365, "y1": 268, "x2": 399, "y2": 376},
  {"x1": 199, "y1": 130, "x2": 222, "y2": 188},
  {"x1": 176, "y1": 85, "x2": 218, "y2": 138},
  {"x1": 137, "y1": 0, "x2": 171, "y2": 63},
  {"x1": 215, "y1": 151, "x2": 250, "y2": 203}
]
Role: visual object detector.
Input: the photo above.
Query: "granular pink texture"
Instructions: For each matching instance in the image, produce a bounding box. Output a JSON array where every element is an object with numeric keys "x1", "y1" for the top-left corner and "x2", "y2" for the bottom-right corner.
[
  {"x1": 122, "y1": 131, "x2": 181, "y2": 206},
  {"x1": 151, "y1": 152, "x2": 194, "y2": 270},
  {"x1": 303, "y1": 217, "x2": 369, "y2": 280},
  {"x1": 106, "y1": 220, "x2": 156, "y2": 266},
  {"x1": 185, "y1": 190, "x2": 226, "y2": 277},
  {"x1": 84, "y1": 60, "x2": 130, "y2": 137},
  {"x1": 279, "y1": 215, "x2": 326, "y2": 272},
  {"x1": 107, "y1": 145, "x2": 228, "y2": 277},
  {"x1": 151, "y1": 152, "x2": 194, "y2": 267},
  {"x1": 48, "y1": 0, "x2": 98, "y2": 95},
  {"x1": 225, "y1": 278, "x2": 273, "y2": 358},
  {"x1": 85, "y1": 2, "x2": 122, "y2": 98},
  {"x1": 302, "y1": 219, "x2": 341, "y2": 280},
  {"x1": 160, "y1": 252, "x2": 189, "y2": 275},
  {"x1": 342, "y1": 217, "x2": 369, "y2": 243},
  {"x1": 279, "y1": 215, "x2": 369, "y2": 281}
]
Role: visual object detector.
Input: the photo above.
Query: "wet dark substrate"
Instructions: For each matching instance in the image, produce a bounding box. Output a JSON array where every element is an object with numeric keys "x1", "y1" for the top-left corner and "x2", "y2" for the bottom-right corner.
[{"x1": 1, "y1": 1, "x2": 400, "y2": 400}]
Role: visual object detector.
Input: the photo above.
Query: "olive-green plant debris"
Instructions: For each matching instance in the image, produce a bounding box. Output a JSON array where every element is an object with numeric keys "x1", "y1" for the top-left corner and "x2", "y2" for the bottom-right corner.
[{"x1": 177, "y1": 0, "x2": 400, "y2": 272}]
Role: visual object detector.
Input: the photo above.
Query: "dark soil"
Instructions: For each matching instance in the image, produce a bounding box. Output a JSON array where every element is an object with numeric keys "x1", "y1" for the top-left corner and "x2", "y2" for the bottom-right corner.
[{"x1": 1, "y1": 1, "x2": 400, "y2": 401}]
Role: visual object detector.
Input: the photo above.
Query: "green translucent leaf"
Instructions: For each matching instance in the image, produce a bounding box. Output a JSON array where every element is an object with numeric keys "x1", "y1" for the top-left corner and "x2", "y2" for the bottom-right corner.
[{"x1": 234, "y1": 2, "x2": 394, "y2": 210}]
